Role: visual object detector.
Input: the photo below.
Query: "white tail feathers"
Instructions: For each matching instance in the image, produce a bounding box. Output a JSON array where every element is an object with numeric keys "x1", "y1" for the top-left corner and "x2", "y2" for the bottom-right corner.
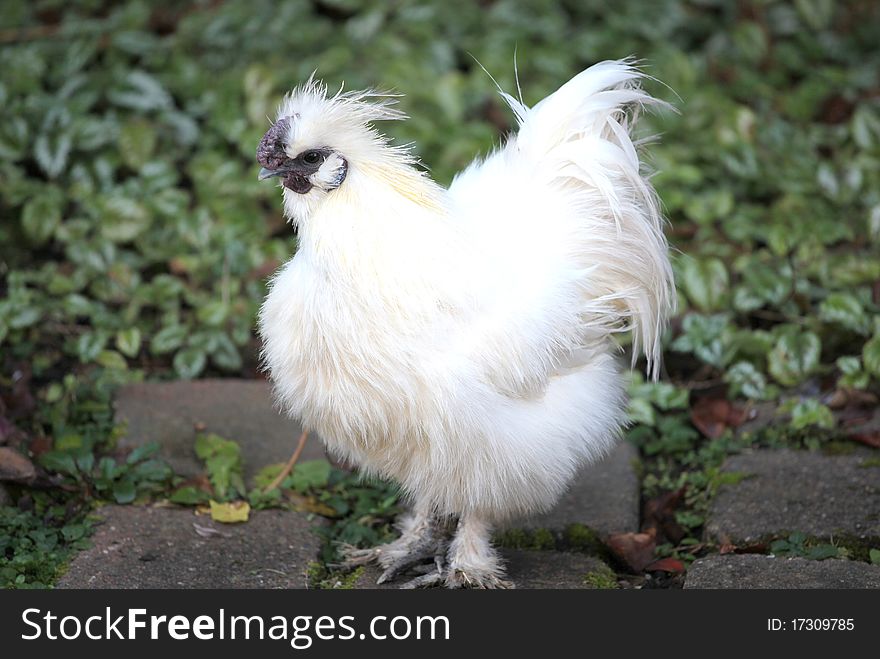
[{"x1": 504, "y1": 59, "x2": 675, "y2": 378}]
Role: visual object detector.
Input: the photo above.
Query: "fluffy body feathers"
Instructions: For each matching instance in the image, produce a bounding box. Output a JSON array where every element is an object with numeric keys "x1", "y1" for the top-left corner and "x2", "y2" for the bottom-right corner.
[{"x1": 258, "y1": 60, "x2": 674, "y2": 584}]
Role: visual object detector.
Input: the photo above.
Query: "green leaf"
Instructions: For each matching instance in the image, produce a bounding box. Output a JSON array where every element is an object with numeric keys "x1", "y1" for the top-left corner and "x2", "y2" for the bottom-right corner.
[
  {"x1": 795, "y1": 0, "x2": 833, "y2": 30},
  {"x1": 725, "y1": 361, "x2": 773, "y2": 400},
  {"x1": 196, "y1": 301, "x2": 230, "y2": 327},
  {"x1": 34, "y1": 132, "x2": 72, "y2": 179},
  {"x1": 116, "y1": 328, "x2": 142, "y2": 357},
  {"x1": 768, "y1": 328, "x2": 821, "y2": 387},
  {"x1": 131, "y1": 459, "x2": 172, "y2": 482},
  {"x1": 108, "y1": 70, "x2": 173, "y2": 111},
  {"x1": 96, "y1": 349, "x2": 128, "y2": 370},
  {"x1": 38, "y1": 452, "x2": 78, "y2": 476},
  {"x1": 671, "y1": 313, "x2": 735, "y2": 368},
  {"x1": 126, "y1": 442, "x2": 161, "y2": 465},
  {"x1": 7, "y1": 305, "x2": 41, "y2": 330},
  {"x1": 112, "y1": 478, "x2": 137, "y2": 504},
  {"x1": 118, "y1": 118, "x2": 157, "y2": 170},
  {"x1": 679, "y1": 257, "x2": 730, "y2": 312},
  {"x1": 253, "y1": 463, "x2": 287, "y2": 490},
  {"x1": 169, "y1": 486, "x2": 210, "y2": 505},
  {"x1": 819, "y1": 293, "x2": 870, "y2": 335},
  {"x1": 785, "y1": 399, "x2": 835, "y2": 430},
  {"x1": 173, "y1": 346, "x2": 207, "y2": 379},
  {"x1": 21, "y1": 189, "x2": 63, "y2": 245},
  {"x1": 75, "y1": 331, "x2": 109, "y2": 363},
  {"x1": 283, "y1": 460, "x2": 332, "y2": 493},
  {"x1": 863, "y1": 335, "x2": 880, "y2": 378},
  {"x1": 99, "y1": 196, "x2": 150, "y2": 243},
  {"x1": 210, "y1": 333, "x2": 243, "y2": 372},
  {"x1": 194, "y1": 433, "x2": 245, "y2": 501},
  {"x1": 870, "y1": 549, "x2": 880, "y2": 565},
  {"x1": 150, "y1": 325, "x2": 187, "y2": 355},
  {"x1": 627, "y1": 398, "x2": 656, "y2": 426},
  {"x1": 804, "y1": 544, "x2": 838, "y2": 561}
]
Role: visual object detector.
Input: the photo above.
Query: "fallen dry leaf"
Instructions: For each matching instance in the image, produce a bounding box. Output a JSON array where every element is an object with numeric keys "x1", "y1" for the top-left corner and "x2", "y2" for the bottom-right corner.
[
  {"x1": 690, "y1": 396, "x2": 749, "y2": 439},
  {"x1": 642, "y1": 487, "x2": 687, "y2": 544},
  {"x1": 28, "y1": 435, "x2": 53, "y2": 458},
  {"x1": 209, "y1": 499, "x2": 250, "y2": 523},
  {"x1": 288, "y1": 492, "x2": 338, "y2": 517},
  {"x1": 644, "y1": 557, "x2": 686, "y2": 573},
  {"x1": 0, "y1": 446, "x2": 37, "y2": 484},
  {"x1": 826, "y1": 388, "x2": 877, "y2": 410},
  {"x1": 606, "y1": 528, "x2": 657, "y2": 572},
  {"x1": 848, "y1": 430, "x2": 880, "y2": 449}
]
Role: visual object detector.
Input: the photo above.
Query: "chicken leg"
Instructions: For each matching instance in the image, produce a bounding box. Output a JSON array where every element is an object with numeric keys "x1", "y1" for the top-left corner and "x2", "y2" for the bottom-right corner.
[
  {"x1": 400, "y1": 514, "x2": 513, "y2": 589},
  {"x1": 342, "y1": 506, "x2": 453, "y2": 584}
]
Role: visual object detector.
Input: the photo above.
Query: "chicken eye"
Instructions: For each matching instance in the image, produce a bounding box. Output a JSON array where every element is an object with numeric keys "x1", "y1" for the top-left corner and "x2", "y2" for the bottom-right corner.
[{"x1": 302, "y1": 150, "x2": 323, "y2": 165}]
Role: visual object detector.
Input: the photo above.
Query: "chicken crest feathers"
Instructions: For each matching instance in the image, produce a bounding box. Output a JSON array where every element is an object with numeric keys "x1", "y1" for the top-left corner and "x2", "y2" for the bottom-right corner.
[{"x1": 275, "y1": 75, "x2": 415, "y2": 166}]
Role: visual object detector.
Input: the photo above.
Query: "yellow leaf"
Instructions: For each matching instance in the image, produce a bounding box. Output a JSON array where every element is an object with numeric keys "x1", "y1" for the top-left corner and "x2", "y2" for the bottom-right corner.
[
  {"x1": 209, "y1": 500, "x2": 250, "y2": 523},
  {"x1": 288, "y1": 492, "x2": 338, "y2": 517}
]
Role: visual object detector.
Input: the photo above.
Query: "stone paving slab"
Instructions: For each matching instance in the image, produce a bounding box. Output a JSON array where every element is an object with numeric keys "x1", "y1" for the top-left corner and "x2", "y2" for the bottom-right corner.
[
  {"x1": 115, "y1": 380, "x2": 328, "y2": 484},
  {"x1": 353, "y1": 549, "x2": 614, "y2": 589},
  {"x1": 685, "y1": 554, "x2": 880, "y2": 589},
  {"x1": 705, "y1": 449, "x2": 880, "y2": 543},
  {"x1": 516, "y1": 441, "x2": 640, "y2": 536},
  {"x1": 57, "y1": 505, "x2": 322, "y2": 589}
]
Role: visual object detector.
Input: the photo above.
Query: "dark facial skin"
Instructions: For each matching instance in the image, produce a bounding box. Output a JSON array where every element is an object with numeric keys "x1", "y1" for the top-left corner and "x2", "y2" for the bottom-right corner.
[{"x1": 257, "y1": 118, "x2": 344, "y2": 194}]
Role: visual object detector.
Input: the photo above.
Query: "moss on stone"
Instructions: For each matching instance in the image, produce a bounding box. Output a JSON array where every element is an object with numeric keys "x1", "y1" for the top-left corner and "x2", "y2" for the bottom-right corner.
[
  {"x1": 307, "y1": 562, "x2": 364, "y2": 589},
  {"x1": 494, "y1": 527, "x2": 557, "y2": 550},
  {"x1": 563, "y1": 523, "x2": 604, "y2": 554},
  {"x1": 583, "y1": 563, "x2": 619, "y2": 589},
  {"x1": 821, "y1": 441, "x2": 856, "y2": 456}
]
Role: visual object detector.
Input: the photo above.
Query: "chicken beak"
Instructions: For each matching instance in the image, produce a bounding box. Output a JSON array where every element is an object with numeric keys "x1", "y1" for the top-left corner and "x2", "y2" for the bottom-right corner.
[{"x1": 258, "y1": 167, "x2": 284, "y2": 181}]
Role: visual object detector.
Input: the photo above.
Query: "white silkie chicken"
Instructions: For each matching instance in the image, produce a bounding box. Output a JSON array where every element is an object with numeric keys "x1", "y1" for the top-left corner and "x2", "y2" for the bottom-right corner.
[{"x1": 257, "y1": 59, "x2": 674, "y2": 588}]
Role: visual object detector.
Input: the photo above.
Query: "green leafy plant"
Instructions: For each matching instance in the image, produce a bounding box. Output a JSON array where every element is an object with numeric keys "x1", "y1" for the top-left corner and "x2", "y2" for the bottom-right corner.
[{"x1": 770, "y1": 533, "x2": 840, "y2": 561}]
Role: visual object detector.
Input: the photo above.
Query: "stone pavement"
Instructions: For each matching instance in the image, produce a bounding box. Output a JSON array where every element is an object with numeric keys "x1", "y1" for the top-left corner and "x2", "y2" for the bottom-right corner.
[
  {"x1": 114, "y1": 379, "x2": 327, "y2": 484},
  {"x1": 705, "y1": 448, "x2": 880, "y2": 543},
  {"x1": 692, "y1": 447, "x2": 880, "y2": 588},
  {"x1": 685, "y1": 554, "x2": 880, "y2": 589},
  {"x1": 48, "y1": 380, "x2": 880, "y2": 589},
  {"x1": 58, "y1": 505, "x2": 322, "y2": 589}
]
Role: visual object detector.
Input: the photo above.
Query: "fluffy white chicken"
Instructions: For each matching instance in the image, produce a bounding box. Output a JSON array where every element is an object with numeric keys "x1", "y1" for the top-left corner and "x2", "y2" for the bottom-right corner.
[{"x1": 257, "y1": 59, "x2": 674, "y2": 588}]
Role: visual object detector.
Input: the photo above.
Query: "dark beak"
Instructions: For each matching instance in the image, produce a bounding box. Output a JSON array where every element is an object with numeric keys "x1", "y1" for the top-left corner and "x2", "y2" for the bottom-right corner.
[{"x1": 258, "y1": 167, "x2": 285, "y2": 181}]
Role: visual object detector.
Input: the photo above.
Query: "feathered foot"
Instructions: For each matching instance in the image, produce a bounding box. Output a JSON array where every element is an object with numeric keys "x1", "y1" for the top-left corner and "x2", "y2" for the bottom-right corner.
[
  {"x1": 340, "y1": 510, "x2": 452, "y2": 585},
  {"x1": 400, "y1": 515, "x2": 514, "y2": 589}
]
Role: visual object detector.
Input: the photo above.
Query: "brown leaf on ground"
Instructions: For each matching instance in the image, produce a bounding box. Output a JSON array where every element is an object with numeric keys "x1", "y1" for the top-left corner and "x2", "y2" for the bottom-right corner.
[
  {"x1": 826, "y1": 388, "x2": 877, "y2": 410},
  {"x1": 0, "y1": 446, "x2": 37, "y2": 484},
  {"x1": 28, "y1": 435, "x2": 53, "y2": 458},
  {"x1": 606, "y1": 528, "x2": 657, "y2": 572},
  {"x1": 644, "y1": 557, "x2": 686, "y2": 573},
  {"x1": 642, "y1": 487, "x2": 687, "y2": 544},
  {"x1": 288, "y1": 492, "x2": 338, "y2": 517},
  {"x1": 848, "y1": 430, "x2": 880, "y2": 449},
  {"x1": 735, "y1": 542, "x2": 769, "y2": 554},
  {"x1": 1, "y1": 365, "x2": 36, "y2": 420},
  {"x1": 690, "y1": 396, "x2": 749, "y2": 439},
  {"x1": 178, "y1": 474, "x2": 213, "y2": 493},
  {"x1": 719, "y1": 543, "x2": 736, "y2": 555},
  {"x1": 0, "y1": 415, "x2": 27, "y2": 447}
]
